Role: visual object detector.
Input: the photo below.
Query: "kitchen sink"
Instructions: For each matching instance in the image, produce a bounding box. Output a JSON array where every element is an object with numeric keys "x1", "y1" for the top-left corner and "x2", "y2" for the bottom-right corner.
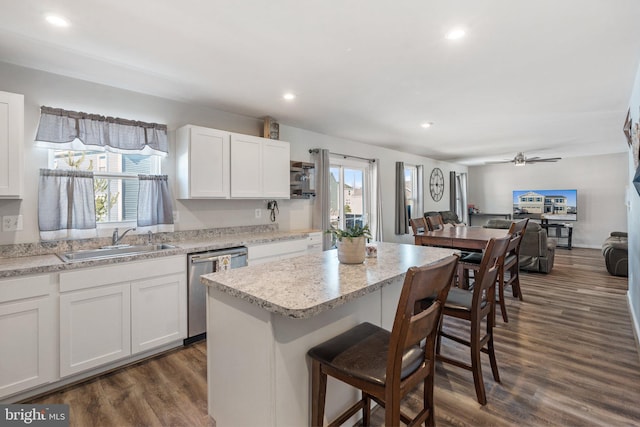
[{"x1": 57, "y1": 244, "x2": 178, "y2": 263}]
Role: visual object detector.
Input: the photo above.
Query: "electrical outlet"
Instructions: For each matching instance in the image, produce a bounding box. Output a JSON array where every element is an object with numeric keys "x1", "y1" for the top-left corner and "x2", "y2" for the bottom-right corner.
[
  {"x1": 255, "y1": 209, "x2": 262, "y2": 219},
  {"x1": 2, "y1": 215, "x2": 23, "y2": 232}
]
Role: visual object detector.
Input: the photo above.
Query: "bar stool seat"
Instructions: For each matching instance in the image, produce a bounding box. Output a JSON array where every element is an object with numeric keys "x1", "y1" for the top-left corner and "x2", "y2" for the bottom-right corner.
[{"x1": 308, "y1": 322, "x2": 424, "y2": 386}]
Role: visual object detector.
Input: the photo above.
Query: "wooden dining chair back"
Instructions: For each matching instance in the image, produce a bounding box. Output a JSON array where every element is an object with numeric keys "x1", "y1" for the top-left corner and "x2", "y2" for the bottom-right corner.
[
  {"x1": 410, "y1": 217, "x2": 427, "y2": 236},
  {"x1": 425, "y1": 214, "x2": 445, "y2": 231},
  {"x1": 437, "y1": 236, "x2": 510, "y2": 405},
  {"x1": 308, "y1": 254, "x2": 459, "y2": 427},
  {"x1": 496, "y1": 219, "x2": 528, "y2": 322}
]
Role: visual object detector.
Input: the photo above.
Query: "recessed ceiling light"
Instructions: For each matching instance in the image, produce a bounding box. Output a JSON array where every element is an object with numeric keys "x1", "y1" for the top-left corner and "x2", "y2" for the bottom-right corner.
[
  {"x1": 445, "y1": 28, "x2": 466, "y2": 40},
  {"x1": 283, "y1": 93, "x2": 296, "y2": 101},
  {"x1": 421, "y1": 122, "x2": 433, "y2": 129},
  {"x1": 45, "y1": 14, "x2": 70, "y2": 28}
]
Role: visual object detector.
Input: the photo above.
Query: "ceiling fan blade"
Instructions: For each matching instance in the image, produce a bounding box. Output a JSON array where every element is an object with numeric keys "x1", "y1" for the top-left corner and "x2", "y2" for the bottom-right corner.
[
  {"x1": 528, "y1": 157, "x2": 561, "y2": 163},
  {"x1": 525, "y1": 156, "x2": 541, "y2": 161},
  {"x1": 485, "y1": 159, "x2": 514, "y2": 164}
]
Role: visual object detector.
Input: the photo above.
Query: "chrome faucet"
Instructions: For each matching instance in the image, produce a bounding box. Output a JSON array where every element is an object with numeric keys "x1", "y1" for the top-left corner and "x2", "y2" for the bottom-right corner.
[{"x1": 112, "y1": 227, "x2": 136, "y2": 246}]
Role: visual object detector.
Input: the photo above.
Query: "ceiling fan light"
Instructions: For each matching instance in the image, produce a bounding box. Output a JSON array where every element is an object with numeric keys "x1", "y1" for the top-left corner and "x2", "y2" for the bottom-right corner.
[{"x1": 514, "y1": 160, "x2": 526, "y2": 166}]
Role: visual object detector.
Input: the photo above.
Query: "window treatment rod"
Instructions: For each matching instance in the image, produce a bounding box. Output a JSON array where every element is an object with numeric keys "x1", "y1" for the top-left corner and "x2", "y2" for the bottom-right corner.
[{"x1": 309, "y1": 149, "x2": 375, "y2": 163}]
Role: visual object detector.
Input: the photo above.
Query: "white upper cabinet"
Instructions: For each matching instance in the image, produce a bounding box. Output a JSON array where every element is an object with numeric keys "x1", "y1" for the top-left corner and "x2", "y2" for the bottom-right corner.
[
  {"x1": 0, "y1": 91, "x2": 24, "y2": 198},
  {"x1": 230, "y1": 133, "x2": 290, "y2": 199},
  {"x1": 176, "y1": 125, "x2": 231, "y2": 199},
  {"x1": 176, "y1": 125, "x2": 290, "y2": 199}
]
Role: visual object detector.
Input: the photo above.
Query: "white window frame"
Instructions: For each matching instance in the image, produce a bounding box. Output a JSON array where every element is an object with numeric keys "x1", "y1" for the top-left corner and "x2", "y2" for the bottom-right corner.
[
  {"x1": 404, "y1": 164, "x2": 418, "y2": 219},
  {"x1": 329, "y1": 156, "x2": 371, "y2": 231},
  {"x1": 47, "y1": 150, "x2": 162, "y2": 231}
]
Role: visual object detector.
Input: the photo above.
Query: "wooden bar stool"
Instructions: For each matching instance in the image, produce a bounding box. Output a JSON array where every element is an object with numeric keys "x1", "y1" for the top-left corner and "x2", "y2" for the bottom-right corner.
[
  {"x1": 307, "y1": 255, "x2": 459, "y2": 426},
  {"x1": 496, "y1": 219, "x2": 528, "y2": 321},
  {"x1": 437, "y1": 236, "x2": 510, "y2": 405}
]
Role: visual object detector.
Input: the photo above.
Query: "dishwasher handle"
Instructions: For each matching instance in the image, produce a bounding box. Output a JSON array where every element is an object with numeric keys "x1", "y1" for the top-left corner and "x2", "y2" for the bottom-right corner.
[{"x1": 190, "y1": 252, "x2": 246, "y2": 264}]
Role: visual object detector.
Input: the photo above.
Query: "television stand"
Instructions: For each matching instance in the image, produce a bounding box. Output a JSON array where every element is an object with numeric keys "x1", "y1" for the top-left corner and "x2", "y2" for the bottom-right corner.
[{"x1": 541, "y1": 219, "x2": 573, "y2": 250}]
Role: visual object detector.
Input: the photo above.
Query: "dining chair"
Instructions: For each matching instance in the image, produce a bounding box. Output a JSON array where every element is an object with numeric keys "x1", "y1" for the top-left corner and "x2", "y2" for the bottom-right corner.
[
  {"x1": 307, "y1": 255, "x2": 459, "y2": 427},
  {"x1": 410, "y1": 217, "x2": 427, "y2": 236},
  {"x1": 437, "y1": 236, "x2": 510, "y2": 405},
  {"x1": 497, "y1": 219, "x2": 528, "y2": 322},
  {"x1": 425, "y1": 214, "x2": 445, "y2": 231}
]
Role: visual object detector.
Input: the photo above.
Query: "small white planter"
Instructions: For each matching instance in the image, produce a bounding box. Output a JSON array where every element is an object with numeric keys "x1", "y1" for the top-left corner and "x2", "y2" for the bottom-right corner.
[{"x1": 337, "y1": 237, "x2": 366, "y2": 264}]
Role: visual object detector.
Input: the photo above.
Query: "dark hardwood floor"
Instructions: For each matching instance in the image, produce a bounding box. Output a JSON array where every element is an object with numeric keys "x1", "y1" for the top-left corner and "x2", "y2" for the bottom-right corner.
[{"x1": 27, "y1": 248, "x2": 640, "y2": 426}]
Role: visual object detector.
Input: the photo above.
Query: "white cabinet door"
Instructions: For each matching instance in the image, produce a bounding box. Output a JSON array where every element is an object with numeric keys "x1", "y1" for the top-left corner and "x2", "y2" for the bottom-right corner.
[
  {"x1": 230, "y1": 133, "x2": 263, "y2": 198},
  {"x1": 131, "y1": 273, "x2": 187, "y2": 354},
  {"x1": 59, "y1": 283, "x2": 131, "y2": 377},
  {"x1": 0, "y1": 275, "x2": 56, "y2": 399},
  {"x1": 248, "y1": 239, "x2": 309, "y2": 265},
  {"x1": 176, "y1": 125, "x2": 230, "y2": 199},
  {"x1": 0, "y1": 91, "x2": 24, "y2": 198},
  {"x1": 231, "y1": 134, "x2": 291, "y2": 199},
  {"x1": 262, "y1": 139, "x2": 290, "y2": 198}
]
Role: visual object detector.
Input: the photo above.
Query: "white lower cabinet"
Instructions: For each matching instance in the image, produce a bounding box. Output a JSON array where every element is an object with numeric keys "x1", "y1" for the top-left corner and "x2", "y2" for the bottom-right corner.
[
  {"x1": 59, "y1": 256, "x2": 186, "y2": 378},
  {"x1": 248, "y1": 235, "x2": 316, "y2": 265},
  {"x1": 131, "y1": 273, "x2": 186, "y2": 354},
  {"x1": 0, "y1": 275, "x2": 56, "y2": 399},
  {"x1": 60, "y1": 283, "x2": 131, "y2": 377}
]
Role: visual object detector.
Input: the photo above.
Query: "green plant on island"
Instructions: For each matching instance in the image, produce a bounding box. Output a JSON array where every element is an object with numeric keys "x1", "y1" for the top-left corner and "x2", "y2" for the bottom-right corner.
[{"x1": 326, "y1": 223, "x2": 372, "y2": 242}]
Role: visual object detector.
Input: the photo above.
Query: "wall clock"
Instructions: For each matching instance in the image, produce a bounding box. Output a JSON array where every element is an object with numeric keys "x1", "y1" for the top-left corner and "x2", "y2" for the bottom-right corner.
[{"x1": 429, "y1": 167, "x2": 444, "y2": 202}]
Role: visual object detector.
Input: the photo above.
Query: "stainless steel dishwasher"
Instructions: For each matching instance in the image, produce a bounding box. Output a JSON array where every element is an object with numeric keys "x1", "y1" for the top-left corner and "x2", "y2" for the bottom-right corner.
[{"x1": 186, "y1": 246, "x2": 248, "y2": 344}]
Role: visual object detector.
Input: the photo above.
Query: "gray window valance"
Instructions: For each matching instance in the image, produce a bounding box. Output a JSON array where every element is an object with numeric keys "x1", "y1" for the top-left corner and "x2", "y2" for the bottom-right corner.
[{"x1": 35, "y1": 106, "x2": 168, "y2": 156}]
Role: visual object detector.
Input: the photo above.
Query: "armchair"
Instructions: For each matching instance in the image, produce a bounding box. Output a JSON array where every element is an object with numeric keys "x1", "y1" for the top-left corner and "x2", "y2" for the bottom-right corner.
[{"x1": 484, "y1": 219, "x2": 555, "y2": 273}]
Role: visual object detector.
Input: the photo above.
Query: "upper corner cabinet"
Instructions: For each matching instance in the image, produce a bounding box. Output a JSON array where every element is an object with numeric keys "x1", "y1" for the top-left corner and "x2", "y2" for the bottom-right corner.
[
  {"x1": 176, "y1": 125, "x2": 231, "y2": 199},
  {"x1": 230, "y1": 134, "x2": 290, "y2": 199},
  {"x1": 0, "y1": 91, "x2": 24, "y2": 198}
]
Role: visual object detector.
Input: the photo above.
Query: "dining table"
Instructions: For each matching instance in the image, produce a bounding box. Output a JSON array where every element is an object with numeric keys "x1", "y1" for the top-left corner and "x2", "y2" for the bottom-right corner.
[{"x1": 414, "y1": 225, "x2": 510, "y2": 251}]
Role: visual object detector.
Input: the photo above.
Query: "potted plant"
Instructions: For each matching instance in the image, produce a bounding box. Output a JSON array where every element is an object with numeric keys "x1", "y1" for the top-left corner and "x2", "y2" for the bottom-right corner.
[{"x1": 326, "y1": 223, "x2": 372, "y2": 264}]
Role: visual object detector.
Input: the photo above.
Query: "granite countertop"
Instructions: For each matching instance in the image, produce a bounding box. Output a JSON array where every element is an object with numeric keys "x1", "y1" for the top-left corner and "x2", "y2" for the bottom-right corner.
[
  {"x1": 201, "y1": 242, "x2": 459, "y2": 319},
  {"x1": 0, "y1": 229, "x2": 320, "y2": 279}
]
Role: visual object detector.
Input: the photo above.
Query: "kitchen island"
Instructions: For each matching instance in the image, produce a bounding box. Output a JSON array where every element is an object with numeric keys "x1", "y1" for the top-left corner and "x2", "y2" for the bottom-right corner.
[{"x1": 201, "y1": 242, "x2": 458, "y2": 427}]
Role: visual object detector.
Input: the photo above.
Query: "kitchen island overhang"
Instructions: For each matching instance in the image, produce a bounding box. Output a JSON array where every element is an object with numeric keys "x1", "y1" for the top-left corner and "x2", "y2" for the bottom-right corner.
[{"x1": 201, "y1": 242, "x2": 458, "y2": 426}]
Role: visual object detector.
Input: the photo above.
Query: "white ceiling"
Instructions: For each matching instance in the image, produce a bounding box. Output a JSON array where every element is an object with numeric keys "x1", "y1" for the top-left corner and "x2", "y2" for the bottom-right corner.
[{"x1": 1, "y1": 0, "x2": 640, "y2": 165}]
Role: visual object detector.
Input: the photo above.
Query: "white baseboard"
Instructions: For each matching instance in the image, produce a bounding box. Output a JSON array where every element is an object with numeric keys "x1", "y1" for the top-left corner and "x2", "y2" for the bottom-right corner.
[{"x1": 627, "y1": 291, "x2": 640, "y2": 361}]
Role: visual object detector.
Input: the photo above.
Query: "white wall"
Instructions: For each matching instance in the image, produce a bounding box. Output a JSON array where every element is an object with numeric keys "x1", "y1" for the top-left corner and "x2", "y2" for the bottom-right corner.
[
  {"x1": 0, "y1": 61, "x2": 467, "y2": 245},
  {"x1": 627, "y1": 64, "x2": 640, "y2": 345},
  {"x1": 467, "y1": 153, "x2": 628, "y2": 248}
]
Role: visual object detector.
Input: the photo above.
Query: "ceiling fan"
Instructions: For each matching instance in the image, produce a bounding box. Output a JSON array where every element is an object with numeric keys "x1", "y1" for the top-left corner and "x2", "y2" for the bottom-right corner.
[{"x1": 486, "y1": 152, "x2": 562, "y2": 166}]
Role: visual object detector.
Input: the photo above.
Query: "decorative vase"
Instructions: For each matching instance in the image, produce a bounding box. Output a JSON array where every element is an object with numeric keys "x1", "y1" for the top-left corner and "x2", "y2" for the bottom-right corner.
[{"x1": 337, "y1": 236, "x2": 366, "y2": 264}]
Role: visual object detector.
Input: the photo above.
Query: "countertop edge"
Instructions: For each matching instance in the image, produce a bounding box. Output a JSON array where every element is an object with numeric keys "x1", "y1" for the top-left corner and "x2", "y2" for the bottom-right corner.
[{"x1": 0, "y1": 230, "x2": 318, "y2": 279}]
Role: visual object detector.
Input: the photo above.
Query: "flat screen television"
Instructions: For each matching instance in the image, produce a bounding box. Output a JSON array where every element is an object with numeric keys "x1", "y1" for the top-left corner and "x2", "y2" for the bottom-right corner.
[{"x1": 512, "y1": 189, "x2": 577, "y2": 221}]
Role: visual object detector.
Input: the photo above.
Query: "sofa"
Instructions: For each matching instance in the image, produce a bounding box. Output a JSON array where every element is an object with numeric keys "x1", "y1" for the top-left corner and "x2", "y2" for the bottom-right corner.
[
  {"x1": 602, "y1": 232, "x2": 628, "y2": 277},
  {"x1": 483, "y1": 219, "x2": 556, "y2": 273},
  {"x1": 424, "y1": 210, "x2": 464, "y2": 226}
]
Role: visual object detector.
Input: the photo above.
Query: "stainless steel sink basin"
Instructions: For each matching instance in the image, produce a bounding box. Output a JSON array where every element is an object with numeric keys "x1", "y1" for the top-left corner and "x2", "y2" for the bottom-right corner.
[{"x1": 57, "y1": 244, "x2": 178, "y2": 263}]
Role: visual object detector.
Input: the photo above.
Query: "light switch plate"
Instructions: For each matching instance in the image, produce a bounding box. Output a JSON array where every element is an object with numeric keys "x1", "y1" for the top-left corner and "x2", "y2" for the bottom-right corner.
[
  {"x1": 255, "y1": 209, "x2": 262, "y2": 219},
  {"x1": 2, "y1": 215, "x2": 23, "y2": 232}
]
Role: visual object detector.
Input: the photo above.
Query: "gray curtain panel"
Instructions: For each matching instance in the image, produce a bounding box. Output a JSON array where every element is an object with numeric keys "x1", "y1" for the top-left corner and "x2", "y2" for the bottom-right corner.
[
  {"x1": 416, "y1": 165, "x2": 424, "y2": 219},
  {"x1": 137, "y1": 175, "x2": 174, "y2": 232},
  {"x1": 370, "y1": 158, "x2": 384, "y2": 242},
  {"x1": 395, "y1": 161, "x2": 409, "y2": 235},
  {"x1": 35, "y1": 106, "x2": 168, "y2": 155},
  {"x1": 311, "y1": 149, "x2": 332, "y2": 250},
  {"x1": 38, "y1": 169, "x2": 97, "y2": 240}
]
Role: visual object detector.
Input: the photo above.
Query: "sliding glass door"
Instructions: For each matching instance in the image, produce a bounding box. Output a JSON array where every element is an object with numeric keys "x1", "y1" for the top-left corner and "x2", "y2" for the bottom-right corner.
[{"x1": 329, "y1": 157, "x2": 370, "y2": 238}]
